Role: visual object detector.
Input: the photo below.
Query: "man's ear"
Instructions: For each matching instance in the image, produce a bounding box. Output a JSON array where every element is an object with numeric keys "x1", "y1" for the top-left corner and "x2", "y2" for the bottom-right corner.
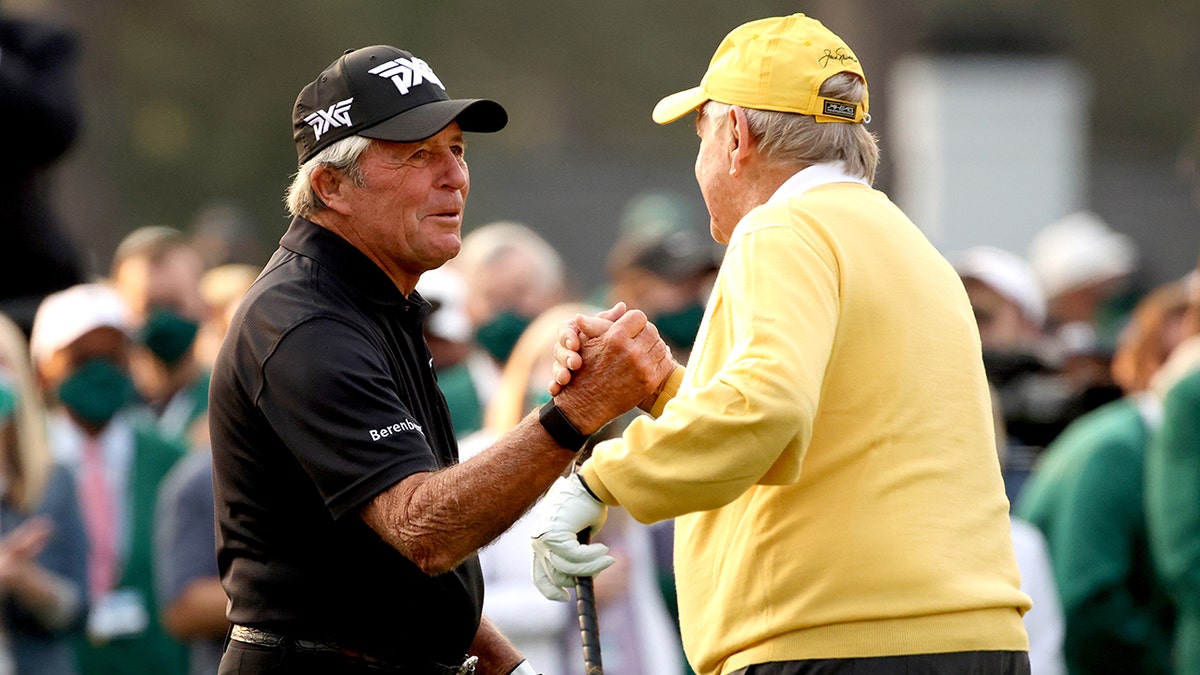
[
  {"x1": 311, "y1": 164, "x2": 353, "y2": 215},
  {"x1": 729, "y1": 106, "x2": 755, "y2": 177}
]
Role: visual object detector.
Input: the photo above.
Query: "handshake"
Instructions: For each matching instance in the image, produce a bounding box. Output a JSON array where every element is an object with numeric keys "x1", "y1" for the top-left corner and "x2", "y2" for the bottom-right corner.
[{"x1": 529, "y1": 302, "x2": 676, "y2": 600}]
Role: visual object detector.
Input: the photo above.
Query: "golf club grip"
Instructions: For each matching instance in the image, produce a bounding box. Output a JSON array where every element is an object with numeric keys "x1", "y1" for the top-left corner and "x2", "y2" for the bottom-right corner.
[{"x1": 575, "y1": 529, "x2": 603, "y2": 675}]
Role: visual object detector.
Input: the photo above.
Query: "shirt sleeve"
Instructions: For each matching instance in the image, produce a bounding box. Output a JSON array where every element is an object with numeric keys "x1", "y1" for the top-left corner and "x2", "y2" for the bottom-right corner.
[
  {"x1": 257, "y1": 316, "x2": 440, "y2": 519},
  {"x1": 583, "y1": 215, "x2": 839, "y2": 522}
]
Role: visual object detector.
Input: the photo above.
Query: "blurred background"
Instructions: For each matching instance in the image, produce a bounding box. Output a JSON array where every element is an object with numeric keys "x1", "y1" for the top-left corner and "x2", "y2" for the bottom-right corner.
[{"x1": 6, "y1": 0, "x2": 1200, "y2": 296}]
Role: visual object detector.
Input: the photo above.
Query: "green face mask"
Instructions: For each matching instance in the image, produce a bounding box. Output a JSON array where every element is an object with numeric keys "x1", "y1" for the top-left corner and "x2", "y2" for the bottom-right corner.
[
  {"x1": 0, "y1": 376, "x2": 17, "y2": 424},
  {"x1": 475, "y1": 311, "x2": 531, "y2": 363},
  {"x1": 57, "y1": 359, "x2": 136, "y2": 427},
  {"x1": 654, "y1": 302, "x2": 706, "y2": 351},
  {"x1": 139, "y1": 307, "x2": 200, "y2": 366}
]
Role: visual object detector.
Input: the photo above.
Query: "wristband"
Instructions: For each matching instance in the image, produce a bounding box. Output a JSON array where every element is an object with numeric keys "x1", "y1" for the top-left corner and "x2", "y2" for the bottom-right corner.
[
  {"x1": 538, "y1": 400, "x2": 589, "y2": 451},
  {"x1": 508, "y1": 660, "x2": 538, "y2": 675}
]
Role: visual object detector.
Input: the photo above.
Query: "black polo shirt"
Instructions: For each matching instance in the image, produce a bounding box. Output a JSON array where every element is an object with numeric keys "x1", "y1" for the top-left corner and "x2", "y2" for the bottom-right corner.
[{"x1": 209, "y1": 216, "x2": 482, "y2": 663}]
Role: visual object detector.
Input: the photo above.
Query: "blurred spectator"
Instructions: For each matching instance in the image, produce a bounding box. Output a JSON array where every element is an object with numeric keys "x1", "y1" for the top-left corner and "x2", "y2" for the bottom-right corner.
[
  {"x1": 153, "y1": 408, "x2": 229, "y2": 675},
  {"x1": 0, "y1": 12, "x2": 86, "y2": 337},
  {"x1": 1014, "y1": 278, "x2": 1190, "y2": 675},
  {"x1": 459, "y1": 302, "x2": 683, "y2": 675},
  {"x1": 30, "y1": 283, "x2": 187, "y2": 674},
  {"x1": 1145, "y1": 255, "x2": 1200, "y2": 675},
  {"x1": 958, "y1": 241, "x2": 1133, "y2": 487},
  {"x1": 415, "y1": 265, "x2": 480, "y2": 436},
  {"x1": 439, "y1": 221, "x2": 567, "y2": 437},
  {"x1": 0, "y1": 311, "x2": 88, "y2": 675},
  {"x1": 606, "y1": 228, "x2": 718, "y2": 360},
  {"x1": 590, "y1": 190, "x2": 703, "y2": 300},
  {"x1": 417, "y1": 265, "x2": 472, "y2": 371},
  {"x1": 110, "y1": 226, "x2": 210, "y2": 441},
  {"x1": 956, "y1": 245, "x2": 1048, "y2": 355},
  {"x1": 153, "y1": 263, "x2": 254, "y2": 675},
  {"x1": 186, "y1": 200, "x2": 265, "y2": 271},
  {"x1": 193, "y1": 263, "x2": 260, "y2": 369},
  {"x1": 1029, "y1": 211, "x2": 1138, "y2": 397},
  {"x1": 955, "y1": 246, "x2": 1053, "y2": 502}
]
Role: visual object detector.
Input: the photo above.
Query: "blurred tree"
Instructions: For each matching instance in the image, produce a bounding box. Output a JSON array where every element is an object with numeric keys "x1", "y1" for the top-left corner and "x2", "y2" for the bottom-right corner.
[{"x1": 32, "y1": 0, "x2": 1200, "y2": 292}]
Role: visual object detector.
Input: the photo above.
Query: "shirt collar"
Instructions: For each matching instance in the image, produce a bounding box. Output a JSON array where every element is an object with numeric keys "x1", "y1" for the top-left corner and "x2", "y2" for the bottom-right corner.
[
  {"x1": 768, "y1": 161, "x2": 870, "y2": 204},
  {"x1": 279, "y1": 216, "x2": 426, "y2": 312}
]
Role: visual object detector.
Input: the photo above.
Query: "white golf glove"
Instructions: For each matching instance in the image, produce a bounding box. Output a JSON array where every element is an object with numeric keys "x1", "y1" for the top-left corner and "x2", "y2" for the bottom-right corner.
[{"x1": 530, "y1": 473, "x2": 613, "y2": 601}]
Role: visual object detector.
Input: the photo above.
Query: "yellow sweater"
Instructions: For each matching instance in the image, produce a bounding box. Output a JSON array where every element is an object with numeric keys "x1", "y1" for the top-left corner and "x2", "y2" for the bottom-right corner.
[{"x1": 581, "y1": 176, "x2": 1031, "y2": 675}]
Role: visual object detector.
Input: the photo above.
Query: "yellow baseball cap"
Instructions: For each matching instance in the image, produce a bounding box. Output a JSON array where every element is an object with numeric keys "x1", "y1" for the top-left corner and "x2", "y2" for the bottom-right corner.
[{"x1": 652, "y1": 14, "x2": 869, "y2": 125}]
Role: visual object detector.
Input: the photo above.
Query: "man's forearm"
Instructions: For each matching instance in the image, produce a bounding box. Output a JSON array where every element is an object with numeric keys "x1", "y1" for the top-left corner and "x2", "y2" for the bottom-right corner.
[
  {"x1": 469, "y1": 615, "x2": 526, "y2": 675},
  {"x1": 361, "y1": 412, "x2": 577, "y2": 575}
]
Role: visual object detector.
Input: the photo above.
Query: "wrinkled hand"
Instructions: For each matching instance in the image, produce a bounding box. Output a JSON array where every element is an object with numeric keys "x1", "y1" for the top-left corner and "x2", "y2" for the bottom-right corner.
[
  {"x1": 531, "y1": 474, "x2": 612, "y2": 602},
  {"x1": 548, "y1": 303, "x2": 627, "y2": 397},
  {"x1": 548, "y1": 304, "x2": 675, "y2": 432}
]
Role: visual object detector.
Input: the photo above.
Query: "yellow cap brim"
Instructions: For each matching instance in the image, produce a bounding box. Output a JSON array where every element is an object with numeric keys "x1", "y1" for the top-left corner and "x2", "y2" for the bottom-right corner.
[{"x1": 652, "y1": 86, "x2": 710, "y2": 125}]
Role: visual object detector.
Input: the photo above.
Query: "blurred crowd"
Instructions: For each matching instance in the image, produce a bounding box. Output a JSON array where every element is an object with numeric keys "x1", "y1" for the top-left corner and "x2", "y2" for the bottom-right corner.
[
  {"x1": 2, "y1": 176, "x2": 1200, "y2": 675},
  {"x1": 6, "y1": 138, "x2": 1200, "y2": 675},
  {"x1": 4, "y1": 9, "x2": 1200, "y2": 675}
]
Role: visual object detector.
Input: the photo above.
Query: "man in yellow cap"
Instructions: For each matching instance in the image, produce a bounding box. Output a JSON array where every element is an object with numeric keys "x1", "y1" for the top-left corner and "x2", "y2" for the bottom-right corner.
[{"x1": 532, "y1": 14, "x2": 1033, "y2": 675}]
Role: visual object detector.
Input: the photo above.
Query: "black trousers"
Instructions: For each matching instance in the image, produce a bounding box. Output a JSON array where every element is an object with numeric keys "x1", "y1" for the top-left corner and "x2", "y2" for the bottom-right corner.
[
  {"x1": 217, "y1": 639, "x2": 469, "y2": 675},
  {"x1": 218, "y1": 640, "x2": 394, "y2": 674},
  {"x1": 730, "y1": 651, "x2": 1031, "y2": 675}
]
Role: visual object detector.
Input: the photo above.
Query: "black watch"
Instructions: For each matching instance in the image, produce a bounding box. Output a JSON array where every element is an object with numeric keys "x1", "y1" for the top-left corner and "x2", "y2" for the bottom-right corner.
[{"x1": 538, "y1": 400, "x2": 590, "y2": 452}]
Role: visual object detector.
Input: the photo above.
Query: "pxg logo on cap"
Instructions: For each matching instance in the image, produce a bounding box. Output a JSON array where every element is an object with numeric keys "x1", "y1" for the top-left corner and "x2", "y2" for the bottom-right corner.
[{"x1": 292, "y1": 45, "x2": 507, "y2": 164}]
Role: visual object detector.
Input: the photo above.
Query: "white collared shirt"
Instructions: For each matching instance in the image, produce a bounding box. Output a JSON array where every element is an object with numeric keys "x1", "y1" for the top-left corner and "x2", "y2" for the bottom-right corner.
[{"x1": 768, "y1": 161, "x2": 870, "y2": 204}]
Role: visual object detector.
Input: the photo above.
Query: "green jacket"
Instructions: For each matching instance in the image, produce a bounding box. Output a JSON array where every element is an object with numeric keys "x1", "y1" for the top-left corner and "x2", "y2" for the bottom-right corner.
[
  {"x1": 436, "y1": 361, "x2": 483, "y2": 438},
  {"x1": 1016, "y1": 397, "x2": 1175, "y2": 675},
  {"x1": 1146, "y1": 368, "x2": 1200, "y2": 674},
  {"x1": 75, "y1": 423, "x2": 188, "y2": 675}
]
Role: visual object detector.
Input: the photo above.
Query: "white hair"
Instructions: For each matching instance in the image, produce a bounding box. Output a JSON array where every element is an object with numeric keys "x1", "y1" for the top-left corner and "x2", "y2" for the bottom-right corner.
[
  {"x1": 704, "y1": 72, "x2": 879, "y2": 182},
  {"x1": 284, "y1": 135, "x2": 373, "y2": 218}
]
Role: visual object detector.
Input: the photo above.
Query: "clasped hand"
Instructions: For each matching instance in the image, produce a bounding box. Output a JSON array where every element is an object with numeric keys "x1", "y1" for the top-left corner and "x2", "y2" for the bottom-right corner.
[{"x1": 547, "y1": 303, "x2": 675, "y2": 424}]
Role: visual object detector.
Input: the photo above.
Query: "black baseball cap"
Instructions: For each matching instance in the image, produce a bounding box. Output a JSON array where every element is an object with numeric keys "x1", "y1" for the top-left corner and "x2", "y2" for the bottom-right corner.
[{"x1": 292, "y1": 45, "x2": 508, "y2": 164}]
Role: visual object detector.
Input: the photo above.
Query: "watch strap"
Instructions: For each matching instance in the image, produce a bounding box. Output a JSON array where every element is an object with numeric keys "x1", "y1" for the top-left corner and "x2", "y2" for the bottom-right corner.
[{"x1": 538, "y1": 400, "x2": 589, "y2": 451}]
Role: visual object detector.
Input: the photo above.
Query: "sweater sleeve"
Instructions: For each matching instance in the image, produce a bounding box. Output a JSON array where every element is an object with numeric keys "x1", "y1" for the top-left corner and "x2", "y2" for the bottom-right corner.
[{"x1": 582, "y1": 216, "x2": 838, "y2": 522}]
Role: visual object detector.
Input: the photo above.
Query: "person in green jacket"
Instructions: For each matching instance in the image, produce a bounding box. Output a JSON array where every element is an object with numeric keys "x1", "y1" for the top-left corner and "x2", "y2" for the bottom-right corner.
[
  {"x1": 1145, "y1": 260, "x2": 1200, "y2": 675},
  {"x1": 1016, "y1": 279, "x2": 1192, "y2": 674}
]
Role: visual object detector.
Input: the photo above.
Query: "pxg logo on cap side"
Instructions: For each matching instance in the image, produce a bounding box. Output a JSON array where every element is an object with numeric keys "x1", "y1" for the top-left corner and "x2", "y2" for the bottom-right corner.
[
  {"x1": 305, "y1": 98, "x2": 354, "y2": 141},
  {"x1": 369, "y1": 56, "x2": 445, "y2": 96},
  {"x1": 822, "y1": 99, "x2": 857, "y2": 120}
]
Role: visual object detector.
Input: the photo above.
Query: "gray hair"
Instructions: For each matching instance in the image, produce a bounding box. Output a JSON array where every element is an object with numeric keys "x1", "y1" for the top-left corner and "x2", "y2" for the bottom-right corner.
[
  {"x1": 704, "y1": 72, "x2": 879, "y2": 183},
  {"x1": 284, "y1": 135, "x2": 373, "y2": 218}
]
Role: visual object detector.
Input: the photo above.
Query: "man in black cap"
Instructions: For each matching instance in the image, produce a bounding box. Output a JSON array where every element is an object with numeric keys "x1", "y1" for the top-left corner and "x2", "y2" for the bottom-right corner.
[{"x1": 208, "y1": 45, "x2": 674, "y2": 675}]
